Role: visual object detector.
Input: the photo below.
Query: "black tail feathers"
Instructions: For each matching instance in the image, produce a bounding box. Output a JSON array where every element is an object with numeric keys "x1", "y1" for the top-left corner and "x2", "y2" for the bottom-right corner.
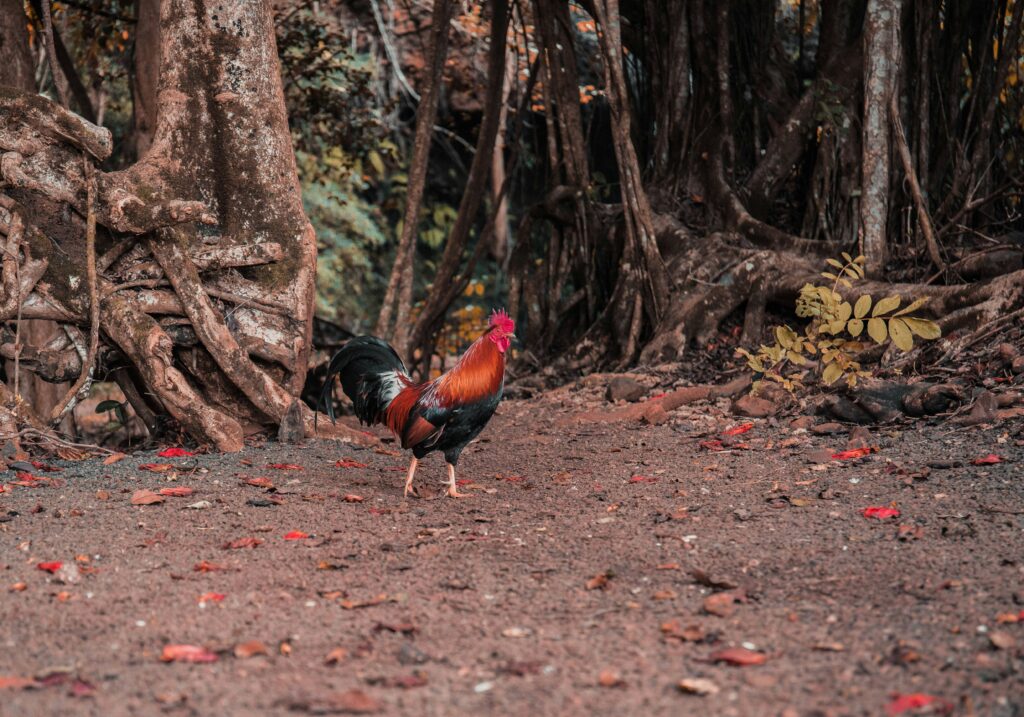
[{"x1": 316, "y1": 336, "x2": 407, "y2": 428}]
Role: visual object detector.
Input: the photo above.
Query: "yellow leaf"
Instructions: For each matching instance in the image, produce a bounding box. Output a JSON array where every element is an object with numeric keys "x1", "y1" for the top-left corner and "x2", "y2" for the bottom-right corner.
[
  {"x1": 841, "y1": 252, "x2": 853, "y2": 263},
  {"x1": 867, "y1": 317, "x2": 888, "y2": 344},
  {"x1": 827, "y1": 320, "x2": 847, "y2": 334},
  {"x1": 776, "y1": 326, "x2": 798, "y2": 349},
  {"x1": 826, "y1": 258, "x2": 844, "y2": 270},
  {"x1": 854, "y1": 295, "x2": 872, "y2": 318},
  {"x1": 889, "y1": 318, "x2": 913, "y2": 351},
  {"x1": 893, "y1": 297, "x2": 928, "y2": 316},
  {"x1": 872, "y1": 295, "x2": 901, "y2": 317},
  {"x1": 822, "y1": 362, "x2": 844, "y2": 385},
  {"x1": 787, "y1": 350, "x2": 808, "y2": 365},
  {"x1": 903, "y1": 317, "x2": 941, "y2": 340},
  {"x1": 368, "y1": 150, "x2": 385, "y2": 176},
  {"x1": 847, "y1": 318, "x2": 864, "y2": 337},
  {"x1": 836, "y1": 301, "x2": 852, "y2": 322}
]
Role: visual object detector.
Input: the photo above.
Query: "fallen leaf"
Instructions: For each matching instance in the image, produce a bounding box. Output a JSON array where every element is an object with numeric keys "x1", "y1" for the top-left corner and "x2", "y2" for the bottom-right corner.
[
  {"x1": 37, "y1": 562, "x2": 63, "y2": 573},
  {"x1": 10, "y1": 582, "x2": 27, "y2": 592},
  {"x1": 707, "y1": 647, "x2": 767, "y2": 666},
  {"x1": 279, "y1": 641, "x2": 292, "y2": 656},
  {"x1": 102, "y1": 453, "x2": 127, "y2": 465},
  {"x1": 69, "y1": 678, "x2": 96, "y2": 698},
  {"x1": 198, "y1": 592, "x2": 225, "y2": 603},
  {"x1": 661, "y1": 620, "x2": 706, "y2": 643},
  {"x1": 339, "y1": 593, "x2": 392, "y2": 609},
  {"x1": 336, "y1": 458, "x2": 368, "y2": 469},
  {"x1": 831, "y1": 447, "x2": 874, "y2": 460},
  {"x1": 862, "y1": 506, "x2": 901, "y2": 520},
  {"x1": 267, "y1": 463, "x2": 303, "y2": 470},
  {"x1": 677, "y1": 677, "x2": 719, "y2": 696},
  {"x1": 972, "y1": 454, "x2": 1003, "y2": 465},
  {"x1": 628, "y1": 475, "x2": 657, "y2": 484},
  {"x1": 586, "y1": 571, "x2": 612, "y2": 590},
  {"x1": 185, "y1": 500, "x2": 212, "y2": 510},
  {"x1": 95, "y1": 490, "x2": 110, "y2": 501},
  {"x1": 699, "y1": 439, "x2": 724, "y2": 451},
  {"x1": 244, "y1": 477, "x2": 274, "y2": 488},
  {"x1": 324, "y1": 647, "x2": 348, "y2": 665},
  {"x1": 370, "y1": 672, "x2": 428, "y2": 689},
  {"x1": 886, "y1": 693, "x2": 940, "y2": 715},
  {"x1": 0, "y1": 675, "x2": 38, "y2": 690},
  {"x1": 299, "y1": 690, "x2": 381, "y2": 714},
  {"x1": 374, "y1": 622, "x2": 417, "y2": 635},
  {"x1": 989, "y1": 631, "x2": 1016, "y2": 650},
  {"x1": 812, "y1": 642, "x2": 845, "y2": 652},
  {"x1": 283, "y1": 530, "x2": 309, "y2": 540},
  {"x1": 139, "y1": 463, "x2": 174, "y2": 472},
  {"x1": 501, "y1": 626, "x2": 532, "y2": 638},
  {"x1": 657, "y1": 562, "x2": 680, "y2": 570},
  {"x1": 223, "y1": 537, "x2": 263, "y2": 550},
  {"x1": 653, "y1": 589, "x2": 677, "y2": 601},
  {"x1": 160, "y1": 644, "x2": 218, "y2": 663},
  {"x1": 131, "y1": 490, "x2": 165, "y2": 505},
  {"x1": 158, "y1": 487, "x2": 193, "y2": 497},
  {"x1": 233, "y1": 640, "x2": 268, "y2": 659},
  {"x1": 158, "y1": 448, "x2": 195, "y2": 458},
  {"x1": 723, "y1": 423, "x2": 754, "y2": 436},
  {"x1": 703, "y1": 592, "x2": 739, "y2": 617},
  {"x1": 690, "y1": 568, "x2": 739, "y2": 590},
  {"x1": 194, "y1": 560, "x2": 228, "y2": 572},
  {"x1": 597, "y1": 669, "x2": 624, "y2": 687},
  {"x1": 343, "y1": 494, "x2": 364, "y2": 503}
]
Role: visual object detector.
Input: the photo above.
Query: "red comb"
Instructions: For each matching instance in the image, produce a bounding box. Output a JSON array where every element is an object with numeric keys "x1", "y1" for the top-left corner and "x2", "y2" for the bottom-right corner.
[{"x1": 489, "y1": 308, "x2": 515, "y2": 333}]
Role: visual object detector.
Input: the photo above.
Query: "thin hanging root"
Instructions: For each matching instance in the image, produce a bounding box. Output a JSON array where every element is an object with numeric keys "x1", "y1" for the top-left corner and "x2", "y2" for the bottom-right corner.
[{"x1": 50, "y1": 155, "x2": 99, "y2": 425}]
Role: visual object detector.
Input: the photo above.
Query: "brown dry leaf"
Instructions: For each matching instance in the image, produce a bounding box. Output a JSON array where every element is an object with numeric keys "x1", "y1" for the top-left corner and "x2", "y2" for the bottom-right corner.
[
  {"x1": 690, "y1": 568, "x2": 738, "y2": 590},
  {"x1": 222, "y1": 537, "x2": 263, "y2": 550},
  {"x1": 304, "y1": 690, "x2": 381, "y2": 714},
  {"x1": 0, "y1": 675, "x2": 39, "y2": 690},
  {"x1": 708, "y1": 647, "x2": 767, "y2": 666},
  {"x1": 812, "y1": 642, "x2": 845, "y2": 652},
  {"x1": 279, "y1": 641, "x2": 292, "y2": 656},
  {"x1": 597, "y1": 669, "x2": 624, "y2": 687},
  {"x1": 131, "y1": 490, "x2": 165, "y2": 506},
  {"x1": 990, "y1": 631, "x2": 1016, "y2": 650},
  {"x1": 653, "y1": 589, "x2": 677, "y2": 601},
  {"x1": 703, "y1": 592, "x2": 738, "y2": 617},
  {"x1": 234, "y1": 640, "x2": 268, "y2": 659},
  {"x1": 160, "y1": 644, "x2": 218, "y2": 663},
  {"x1": 585, "y1": 571, "x2": 612, "y2": 590},
  {"x1": 10, "y1": 582, "x2": 27, "y2": 592},
  {"x1": 339, "y1": 593, "x2": 391, "y2": 609},
  {"x1": 656, "y1": 563, "x2": 681, "y2": 570},
  {"x1": 324, "y1": 647, "x2": 348, "y2": 665},
  {"x1": 102, "y1": 453, "x2": 127, "y2": 465},
  {"x1": 661, "y1": 619, "x2": 705, "y2": 643},
  {"x1": 95, "y1": 490, "x2": 110, "y2": 501},
  {"x1": 139, "y1": 463, "x2": 174, "y2": 473},
  {"x1": 244, "y1": 477, "x2": 274, "y2": 489}
]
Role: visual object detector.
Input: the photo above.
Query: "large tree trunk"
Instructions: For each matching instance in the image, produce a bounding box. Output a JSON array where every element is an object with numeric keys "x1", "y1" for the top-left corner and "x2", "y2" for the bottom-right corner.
[{"x1": 0, "y1": 0, "x2": 363, "y2": 450}]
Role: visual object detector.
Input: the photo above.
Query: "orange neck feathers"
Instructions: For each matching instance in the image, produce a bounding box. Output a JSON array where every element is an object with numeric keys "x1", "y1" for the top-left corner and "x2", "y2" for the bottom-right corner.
[{"x1": 435, "y1": 334, "x2": 506, "y2": 404}]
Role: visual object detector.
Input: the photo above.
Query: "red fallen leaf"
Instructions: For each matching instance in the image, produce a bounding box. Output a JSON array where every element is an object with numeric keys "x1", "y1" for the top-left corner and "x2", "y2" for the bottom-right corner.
[
  {"x1": 368, "y1": 507, "x2": 390, "y2": 516},
  {"x1": 37, "y1": 562, "x2": 63, "y2": 573},
  {"x1": 223, "y1": 537, "x2": 263, "y2": 549},
  {"x1": 102, "y1": 453, "x2": 126, "y2": 465},
  {"x1": 194, "y1": 561, "x2": 228, "y2": 572},
  {"x1": 886, "y1": 693, "x2": 941, "y2": 715},
  {"x1": 131, "y1": 489, "x2": 165, "y2": 505},
  {"x1": 335, "y1": 458, "x2": 368, "y2": 469},
  {"x1": 16, "y1": 472, "x2": 39, "y2": 482},
  {"x1": 233, "y1": 640, "x2": 269, "y2": 659},
  {"x1": 158, "y1": 487, "x2": 194, "y2": 497},
  {"x1": 70, "y1": 679, "x2": 96, "y2": 698},
  {"x1": 0, "y1": 675, "x2": 39, "y2": 690},
  {"x1": 139, "y1": 463, "x2": 173, "y2": 472},
  {"x1": 160, "y1": 644, "x2": 218, "y2": 663},
  {"x1": 628, "y1": 475, "x2": 657, "y2": 484},
  {"x1": 343, "y1": 494, "x2": 364, "y2": 503},
  {"x1": 831, "y1": 447, "x2": 874, "y2": 460},
  {"x1": 158, "y1": 447, "x2": 195, "y2": 458},
  {"x1": 198, "y1": 592, "x2": 226, "y2": 603},
  {"x1": 267, "y1": 463, "x2": 303, "y2": 470},
  {"x1": 723, "y1": 422, "x2": 754, "y2": 436},
  {"x1": 862, "y1": 506, "x2": 901, "y2": 520},
  {"x1": 30, "y1": 461, "x2": 62, "y2": 472},
  {"x1": 244, "y1": 477, "x2": 274, "y2": 488},
  {"x1": 283, "y1": 530, "x2": 309, "y2": 540},
  {"x1": 699, "y1": 439, "x2": 724, "y2": 451},
  {"x1": 708, "y1": 647, "x2": 767, "y2": 666},
  {"x1": 972, "y1": 454, "x2": 1003, "y2": 465}
]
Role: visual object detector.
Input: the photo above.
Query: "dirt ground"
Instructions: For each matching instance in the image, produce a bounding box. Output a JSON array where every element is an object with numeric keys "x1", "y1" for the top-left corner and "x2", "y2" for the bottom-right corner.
[{"x1": 1, "y1": 382, "x2": 1022, "y2": 717}]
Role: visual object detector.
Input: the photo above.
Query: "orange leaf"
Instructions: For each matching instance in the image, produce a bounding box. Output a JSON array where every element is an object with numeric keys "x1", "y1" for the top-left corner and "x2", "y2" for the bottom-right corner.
[
  {"x1": 37, "y1": 561, "x2": 62, "y2": 573},
  {"x1": 343, "y1": 494, "x2": 364, "y2": 503},
  {"x1": 335, "y1": 458, "x2": 368, "y2": 469},
  {"x1": 160, "y1": 644, "x2": 218, "y2": 663},
  {"x1": 158, "y1": 487, "x2": 193, "y2": 497},
  {"x1": 886, "y1": 694, "x2": 943, "y2": 715},
  {"x1": 233, "y1": 640, "x2": 268, "y2": 659},
  {"x1": 831, "y1": 447, "x2": 874, "y2": 460},
  {"x1": 102, "y1": 453, "x2": 126, "y2": 465},
  {"x1": 972, "y1": 454, "x2": 1003, "y2": 465},
  {"x1": 862, "y1": 506, "x2": 900, "y2": 520},
  {"x1": 283, "y1": 531, "x2": 309, "y2": 540},
  {"x1": 198, "y1": 592, "x2": 225, "y2": 603},
  {"x1": 722, "y1": 423, "x2": 754, "y2": 436},
  {"x1": 223, "y1": 537, "x2": 263, "y2": 550},
  {"x1": 586, "y1": 572, "x2": 612, "y2": 590},
  {"x1": 0, "y1": 675, "x2": 39, "y2": 690},
  {"x1": 139, "y1": 463, "x2": 174, "y2": 472},
  {"x1": 194, "y1": 561, "x2": 228, "y2": 572},
  {"x1": 267, "y1": 463, "x2": 303, "y2": 470},
  {"x1": 244, "y1": 477, "x2": 274, "y2": 488},
  {"x1": 131, "y1": 489, "x2": 165, "y2": 505},
  {"x1": 708, "y1": 647, "x2": 767, "y2": 666}
]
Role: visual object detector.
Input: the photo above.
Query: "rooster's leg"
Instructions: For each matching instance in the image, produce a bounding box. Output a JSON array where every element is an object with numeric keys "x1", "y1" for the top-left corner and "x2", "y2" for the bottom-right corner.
[
  {"x1": 403, "y1": 457, "x2": 420, "y2": 498},
  {"x1": 446, "y1": 463, "x2": 469, "y2": 498}
]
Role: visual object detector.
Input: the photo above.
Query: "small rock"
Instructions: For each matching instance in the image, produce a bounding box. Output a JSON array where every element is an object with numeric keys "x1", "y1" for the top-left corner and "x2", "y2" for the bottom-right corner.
[
  {"x1": 733, "y1": 508, "x2": 752, "y2": 522},
  {"x1": 502, "y1": 626, "x2": 532, "y2": 638},
  {"x1": 990, "y1": 631, "x2": 1016, "y2": 650},
  {"x1": 846, "y1": 426, "x2": 873, "y2": 449},
  {"x1": 731, "y1": 394, "x2": 775, "y2": 418},
  {"x1": 789, "y1": 416, "x2": 816, "y2": 430},
  {"x1": 677, "y1": 678, "x2": 719, "y2": 696},
  {"x1": 997, "y1": 343, "x2": 1018, "y2": 363},
  {"x1": 810, "y1": 422, "x2": 846, "y2": 435},
  {"x1": 641, "y1": 405, "x2": 670, "y2": 425},
  {"x1": 1012, "y1": 356, "x2": 1024, "y2": 375},
  {"x1": 397, "y1": 642, "x2": 429, "y2": 665},
  {"x1": 606, "y1": 377, "x2": 646, "y2": 403},
  {"x1": 960, "y1": 391, "x2": 999, "y2": 426}
]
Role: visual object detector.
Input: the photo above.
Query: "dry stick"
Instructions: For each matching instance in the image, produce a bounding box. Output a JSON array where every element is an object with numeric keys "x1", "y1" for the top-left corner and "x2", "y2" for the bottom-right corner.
[
  {"x1": 890, "y1": 91, "x2": 945, "y2": 272},
  {"x1": 39, "y1": 0, "x2": 69, "y2": 108},
  {"x1": 375, "y1": 0, "x2": 455, "y2": 339},
  {"x1": 50, "y1": 157, "x2": 99, "y2": 425}
]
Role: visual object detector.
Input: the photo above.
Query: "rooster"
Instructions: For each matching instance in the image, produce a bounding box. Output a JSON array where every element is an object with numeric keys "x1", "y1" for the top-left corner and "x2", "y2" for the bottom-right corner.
[{"x1": 317, "y1": 310, "x2": 515, "y2": 498}]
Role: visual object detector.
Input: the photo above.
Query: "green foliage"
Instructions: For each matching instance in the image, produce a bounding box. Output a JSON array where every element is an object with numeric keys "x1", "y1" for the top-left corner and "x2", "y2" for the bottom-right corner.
[{"x1": 737, "y1": 254, "x2": 942, "y2": 391}]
